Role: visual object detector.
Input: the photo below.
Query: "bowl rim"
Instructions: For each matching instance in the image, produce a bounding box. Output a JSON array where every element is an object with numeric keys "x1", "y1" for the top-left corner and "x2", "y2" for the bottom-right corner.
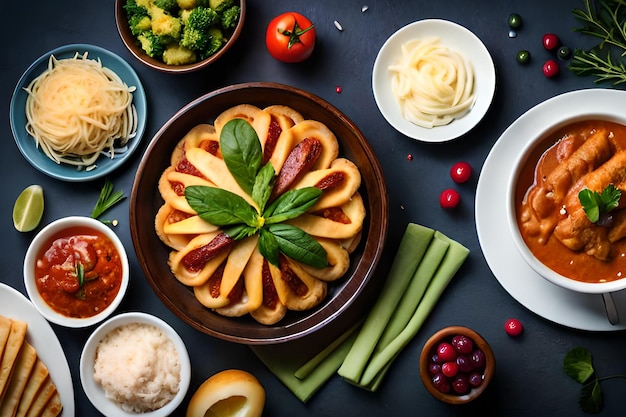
[
  {"x1": 79, "y1": 311, "x2": 192, "y2": 417},
  {"x1": 419, "y1": 325, "x2": 495, "y2": 404},
  {"x1": 129, "y1": 81, "x2": 389, "y2": 344},
  {"x1": 23, "y1": 216, "x2": 130, "y2": 328},
  {"x1": 506, "y1": 113, "x2": 626, "y2": 294},
  {"x1": 114, "y1": 0, "x2": 246, "y2": 74}
]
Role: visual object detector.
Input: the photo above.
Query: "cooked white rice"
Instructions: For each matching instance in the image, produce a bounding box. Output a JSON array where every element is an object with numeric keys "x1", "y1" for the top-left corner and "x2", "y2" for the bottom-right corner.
[{"x1": 93, "y1": 322, "x2": 181, "y2": 413}]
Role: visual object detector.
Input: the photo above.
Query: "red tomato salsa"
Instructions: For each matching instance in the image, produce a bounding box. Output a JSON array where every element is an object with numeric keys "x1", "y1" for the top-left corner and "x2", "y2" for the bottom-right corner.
[{"x1": 35, "y1": 226, "x2": 123, "y2": 318}]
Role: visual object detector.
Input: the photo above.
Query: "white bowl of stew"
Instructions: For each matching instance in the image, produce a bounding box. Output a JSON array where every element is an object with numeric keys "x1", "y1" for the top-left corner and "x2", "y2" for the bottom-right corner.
[
  {"x1": 23, "y1": 216, "x2": 129, "y2": 327},
  {"x1": 508, "y1": 115, "x2": 626, "y2": 295}
]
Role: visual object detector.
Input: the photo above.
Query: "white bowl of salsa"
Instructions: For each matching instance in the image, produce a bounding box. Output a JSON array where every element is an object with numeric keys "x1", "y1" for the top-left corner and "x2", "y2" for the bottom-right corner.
[{"x1": 23, "y1": 216, "x2": 129, "y2": 327}]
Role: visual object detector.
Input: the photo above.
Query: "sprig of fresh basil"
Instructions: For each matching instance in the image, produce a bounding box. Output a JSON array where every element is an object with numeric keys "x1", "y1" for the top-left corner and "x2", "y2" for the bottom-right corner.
[{"x1": 184, "y1": 118, "x2": 328, "y2": 269}]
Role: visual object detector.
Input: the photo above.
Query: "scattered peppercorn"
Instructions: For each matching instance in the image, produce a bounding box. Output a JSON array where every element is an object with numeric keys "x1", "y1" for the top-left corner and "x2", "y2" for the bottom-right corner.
[
  {"x1": 508, "y1": 13, "x2": 523, "y2": 29},
  {"x1": 557, "y1": 45, "x2": 571, "y2": 60},
  {"x1": 516, "y1": 50, "x2": 531, "y2": 64}
]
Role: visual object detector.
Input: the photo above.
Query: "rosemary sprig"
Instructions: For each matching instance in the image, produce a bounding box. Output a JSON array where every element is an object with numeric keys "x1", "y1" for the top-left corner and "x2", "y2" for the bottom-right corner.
[
  {"x1": 570, "y1": 0, "x2": 626, "y2": 84},
  {"x1": 91, "y1": 178, "x2": 125, "y2": 224}
]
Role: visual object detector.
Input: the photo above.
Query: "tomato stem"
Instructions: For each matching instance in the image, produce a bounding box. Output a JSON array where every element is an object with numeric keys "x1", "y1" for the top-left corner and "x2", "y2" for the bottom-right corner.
[{"x1": 280, "y1": 20, "x2": 315, "y2": 49}]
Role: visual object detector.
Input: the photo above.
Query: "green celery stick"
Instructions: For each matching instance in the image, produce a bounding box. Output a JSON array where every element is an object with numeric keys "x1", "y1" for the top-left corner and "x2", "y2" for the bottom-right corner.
[
  {"x1": 374, "y1": 237, "x2": 449, "y2": 353},
  {"x1": 294, "y1": 320, "x2": 362, "y2": 380},
  {"x1": 358, "y1": 232, "x2": 469, "y2": 387},
  {"x1": 337, "y1": 223, "x2": 435, "y2": 383}
]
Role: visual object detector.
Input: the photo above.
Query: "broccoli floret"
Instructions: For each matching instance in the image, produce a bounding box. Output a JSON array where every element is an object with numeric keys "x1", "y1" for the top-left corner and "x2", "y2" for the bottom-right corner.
[
  {"x1": 151, "y1": 6, "x2": 182, "y2": 39},
  {"x1": 129, "y1": 14, "x2": 152, "y2": 36},
  {"x1": 137, "y1": 31, "x2": 166, "y2": 59},
  {"x1": 124, "y1": 0, "x2": 149, "y2": 17},
  {"x1": 219, "y1": 5, "x2": 239, "y2": 31},
  {"x1": 201, "y1": 27, "x2": 225, "y2": 59},
  {"x1": 155, "y1": 0, "x2": 179, "y2": 13},
  {"x1": 209, "y1": 0, "x2": 233, "y2": 13},
  {"x1": 163, "y1": 44, "x2": 197, "y2": 65},
  {"x1": 180, "y1": 6, "x2": 218, "y2": 50}
]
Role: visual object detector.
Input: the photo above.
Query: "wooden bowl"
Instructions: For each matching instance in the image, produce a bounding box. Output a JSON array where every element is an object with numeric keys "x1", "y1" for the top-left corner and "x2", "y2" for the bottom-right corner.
[
  {"x1": 129, "y1": 82, "x2": 389, "y2": 344},
  {"x1": 115, "y1": 0, "x2": 245, "y2": 74},
  {"x1": 419, "y1": 326, "x2": 495, "y2": 404}
]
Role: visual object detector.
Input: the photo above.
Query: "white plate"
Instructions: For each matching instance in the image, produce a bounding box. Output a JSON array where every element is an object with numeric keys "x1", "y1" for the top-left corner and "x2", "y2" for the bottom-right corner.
[
  {"x1": 0, "y1": 283, "x2": 75, "y2": 416},
  {"x1": 372, "y1": 19, "x2": 496, "y2": 142},
  {"x1": 476, "y1": 88, "x2": 626, "y2": 331}
]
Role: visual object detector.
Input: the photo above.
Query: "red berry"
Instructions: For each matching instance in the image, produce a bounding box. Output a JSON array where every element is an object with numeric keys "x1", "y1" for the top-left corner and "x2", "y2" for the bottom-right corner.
[
  {"x1": 542, "y1": 33, "x2": 560, "y2": 50},
  {"x1": 504, "y1": 318, "x2": 524, "y2": 336},
  {"x1": 450, "y1": 162, "x2": 472, "y2": 184},
  {"x1": 335, "y1": 86, "x2": 342, "y2": 93},
  {"x1": 440, "y1": 189, "x2": 461, "y2": 209},
  {"x1": 543, "y1": 59, "x2": 559, "y2": 78},
  {"x1": 441, "y1": 361, "x2": 458, "y2": 378},
  {"x1": 436, "y1": 342, "x2": 457, "y2": 362}
]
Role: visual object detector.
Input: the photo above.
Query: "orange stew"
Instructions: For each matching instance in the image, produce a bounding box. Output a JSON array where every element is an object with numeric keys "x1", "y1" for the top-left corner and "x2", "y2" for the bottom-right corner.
[
  {"x1": 516, "y1": 120, "x2": 626, "y2": 284},
  {"x1": 35, "y1": 226, "x2": 123, "y2": 318}
]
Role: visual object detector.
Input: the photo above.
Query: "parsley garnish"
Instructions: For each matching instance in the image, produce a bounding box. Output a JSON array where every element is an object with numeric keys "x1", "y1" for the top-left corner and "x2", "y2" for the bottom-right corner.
[
  {"x1": 91, "y1": 178, "x2": 125, "y2": 225},
  {"x1": 564, "y1": 346, "x2": 626, "y2": 413},
  {"x1": 578, "y1": 184, "x2": 621, "y2": 224}
]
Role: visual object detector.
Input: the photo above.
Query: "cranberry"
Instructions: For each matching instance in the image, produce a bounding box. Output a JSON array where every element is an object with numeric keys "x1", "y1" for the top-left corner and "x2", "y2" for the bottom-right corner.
[
  {"x1": 450, "y1": 161, "x2": 472, "y2": 184},
  {"x1": 456, "y1": 355, "x2": 474, "y2": 373},
  {"x1": 543, "y1": 59, "x2": 559, "y2": 78},
  {"x1": 440, "y1": 189, "x2": 460, "y2": 209},
  {"x1": 451, "y1": 334, "x2": 474, "y2": 354},
  {"x1": 437, "y1": 342, "x2": 457, "y2": 362},
  {"x1": 470, "y1": 348, "x2": 486, "y2": 368},
  {"x1": 432, "y1": 373, "x2": 451, "y2": 394},
  {"x1": 468, "y1": 371, "x2": 484, "y2": 387},
  {"x1": 429, "y1": 362, "x2": 442, "y2": 376},
  {"x1": 452, "y1": 375, "x2": 470, "y2": 394},
  {"x1": 504, "y1": 318, "x2": 524, "y2": 336},
  {"x1": 542, "y1": 33, "x2": 560, "y2": 50},
  {"x1": 441, "y1": 361, "x2": 458, "y2": 378}
]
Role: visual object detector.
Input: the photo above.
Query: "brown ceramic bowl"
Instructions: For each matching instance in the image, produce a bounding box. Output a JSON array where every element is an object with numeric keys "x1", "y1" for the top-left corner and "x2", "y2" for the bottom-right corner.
[
  {"x1": 130, "y1": 82, "x2": 389, "y2": 344},
  {"x1": 115, "y1": 0, "x2": 245, "y2": 74},
  {"x1": 419, "y1": 326, "x2": 495, "y2": 404}
]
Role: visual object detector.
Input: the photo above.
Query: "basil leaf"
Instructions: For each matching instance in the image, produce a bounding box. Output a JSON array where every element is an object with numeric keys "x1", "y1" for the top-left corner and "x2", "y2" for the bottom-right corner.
[
  {"x1": 264, "y1": 187, "x2": 322, "y2": 224},
  {"x1": 563, "y1": 347, "x2": 595, "y2": 384},
  {"x1": 258, "y1": 228, "x2": 280, "y2": 266},
  {"x1": 579, "y1": 378, "x2": 603, "y2": 414},
  {"x1": 220, "y1": 118, "x2": 262, "y2": 195},
  {"x1": 267, "y1": 223, "x2": 328, "y2": 268},
  {"x1": 252, "y1": 163, "x2": 275, "y2": 213},
  {"x1": 185, "y1": 185, "x2": 259, "y2": 227},
  {"x1": 224, "y1": 224, "x2": 257, "y2": 240}
]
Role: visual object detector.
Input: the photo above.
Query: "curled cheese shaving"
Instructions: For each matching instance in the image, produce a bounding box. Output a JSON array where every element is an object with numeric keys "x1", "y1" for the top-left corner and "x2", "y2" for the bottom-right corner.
[
  {"x1": 24, "y1": 52, "x2": 137, "y2": 167},
  {"x1": 389, "y1": 37, "x2": 475, "y2": 128}
]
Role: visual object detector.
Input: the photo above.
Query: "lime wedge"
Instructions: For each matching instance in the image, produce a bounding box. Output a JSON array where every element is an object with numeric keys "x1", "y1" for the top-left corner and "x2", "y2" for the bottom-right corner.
[{"x1": 13, "y1": 185, "x2": 45, "y2": 232}]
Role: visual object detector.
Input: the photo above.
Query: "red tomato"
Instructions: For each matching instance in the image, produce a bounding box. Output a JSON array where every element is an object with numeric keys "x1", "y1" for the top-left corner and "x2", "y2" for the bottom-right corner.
[
  {"x1": 543, "y1": 59, "x2": 559, "y2": 78},
  {"x1": 440, "y1": 189, "x2": 461, "y2": 209},
  {"x1": 266, "y1": 12, "x2": 316, "y2": 63}
]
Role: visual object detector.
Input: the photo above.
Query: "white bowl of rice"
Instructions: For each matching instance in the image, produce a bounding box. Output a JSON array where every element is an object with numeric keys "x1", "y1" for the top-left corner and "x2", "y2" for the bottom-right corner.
[{"x1": 79, "y1": 312, "x2": 191, "y2": 416}]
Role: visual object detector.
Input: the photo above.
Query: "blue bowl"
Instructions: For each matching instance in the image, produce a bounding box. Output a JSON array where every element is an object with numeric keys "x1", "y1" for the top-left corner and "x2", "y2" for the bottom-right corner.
[{"x1": 9, "y1": 44, "x2": 147, "y2": 182}]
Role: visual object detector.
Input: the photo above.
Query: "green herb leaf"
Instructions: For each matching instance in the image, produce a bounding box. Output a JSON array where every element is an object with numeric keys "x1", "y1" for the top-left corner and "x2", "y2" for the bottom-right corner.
[
  {"x1": 91, "y1": 178, "x2": 125, "y2": 220},
  {"x1": 185, "y1": 185, "x2": 259, "y2": 228},
  {"x1": 75, "y1": 262, "x2": 85, "y2": 288},
  {"x1": 224, "y1": 224, "x2": 257, "y2": 240},
  {"x1": 564, "y1": 347, "x2": 595, "y2": 383},
  {"x1": 578, "y1": 184, "x2": 621, "y2": 223},
  {"x1": 251, "y1": 163, "x2": 275, "y2": 213},
  {"x1": 258, "y1": 228, "x2": 280, "y2": 266},
  {"x1": 220, "y1": 118, "x2": 263, "y2": 195},
  {"x1": 579, "y1": 378, "x2": 603, "y2": 414},
  {"x1": 264, "y1": 187, "x2": 322, "y2": 224},
  {"x1": 267, "y1": 223, "x2": 328, "y2": 268}
]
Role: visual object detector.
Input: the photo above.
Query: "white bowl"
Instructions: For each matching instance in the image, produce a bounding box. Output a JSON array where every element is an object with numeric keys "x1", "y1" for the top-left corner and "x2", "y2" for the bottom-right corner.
[
  {"x1": 507, "y1": 112, "x2": 626, "y2": 295},
  {"x1": 372, "y1": 19, "x2": 495, "y2": 142},
  {"x1": 23, "y1": 216, "x2": 129, "y2": 327},
  {"x1": 80, "y1": 312, "x2": 191, "y2": 417}
]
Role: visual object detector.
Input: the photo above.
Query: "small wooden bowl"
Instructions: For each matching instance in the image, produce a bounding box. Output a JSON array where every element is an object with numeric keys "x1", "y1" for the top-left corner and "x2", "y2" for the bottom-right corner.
[
  {"x1": 419, "y1": 326, "x2": 495, "y2": 404},
  {"x1": 115, "y1": 0, "x2": 246, "y2": 74}
]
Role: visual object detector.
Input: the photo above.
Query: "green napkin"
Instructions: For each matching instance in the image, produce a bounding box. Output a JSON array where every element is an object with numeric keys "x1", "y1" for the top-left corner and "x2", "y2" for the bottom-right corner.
[{"x1": 250, "y1": 223, "x2": 469, "y2": 402}]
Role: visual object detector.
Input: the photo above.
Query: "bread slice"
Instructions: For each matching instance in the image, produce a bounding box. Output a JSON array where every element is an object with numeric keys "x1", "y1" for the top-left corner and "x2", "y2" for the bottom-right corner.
[
  {"x1": 0, "y1": 342, "x2": 37, "y2": 417},
  {"x1": 15, "y1": 358, "x2": 49, "y2": 417},
  {"x1": 24, "y1": 376, "x2": 56, "y2": 417},
  {"x1": 40, "y1": 390, "x2": 63, "y2": 417},
  {"x1": 0, "y1": 318, "x2": 28, "y2": 398}
]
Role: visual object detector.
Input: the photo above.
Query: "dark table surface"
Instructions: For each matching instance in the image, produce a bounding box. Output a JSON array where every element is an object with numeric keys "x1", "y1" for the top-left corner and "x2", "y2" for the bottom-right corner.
[{"x1": 2, "y1": 0, "x2": 626, "y2": 416}]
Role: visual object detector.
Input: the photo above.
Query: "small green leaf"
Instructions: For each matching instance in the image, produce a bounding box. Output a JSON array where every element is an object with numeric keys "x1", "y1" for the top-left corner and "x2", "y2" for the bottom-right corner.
[
  {"x1": 579, "y1": 378, "x2": 603, "y2": 414},
  {"x1": 601, "y1": 183, "x2": 621, "y2": 211},
  {"x1": 267, "y1": 223, "x2": 328, "y2": 268},
  {"x1": 564, "y1": 346, "x2": 595, "y2": 383},
  {"x1": 224, "y1": 224, "x2": 257, "y2": 240},
  {"x1": 220, "y1": 118, "x2": 263, "y2": 195},
  {"x1": 251, "y1": 163, "x2": 275, "y2": 213},
  {"x1": 185, "y1": 185, "x2": 259, "y2": 227},
  {"x1": 91, "y1": 178, "x2": 125, "y2": 220},
  {"x1": 259, "y1": 228, "x2": 280, "y2": 266},
  {"x1": 265, "y1": 187, "x2": 322, "y2": 224},
  {"x1": 76, "y1": 262, "x2": 84, "y2": 287},
  {"x1": 579, "y1": 189, "x2": 601, "y2": 223}
]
